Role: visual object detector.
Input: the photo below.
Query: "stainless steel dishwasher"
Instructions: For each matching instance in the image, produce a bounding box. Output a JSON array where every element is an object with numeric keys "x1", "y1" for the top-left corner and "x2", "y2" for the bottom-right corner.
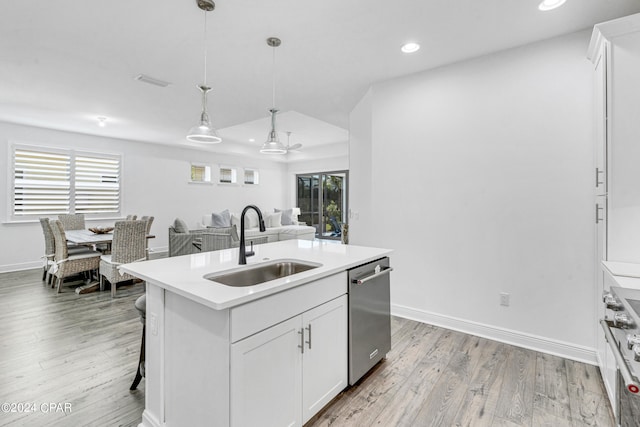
[{"x1": 348, "y1": 257, "x2": 393, "y2": 385}]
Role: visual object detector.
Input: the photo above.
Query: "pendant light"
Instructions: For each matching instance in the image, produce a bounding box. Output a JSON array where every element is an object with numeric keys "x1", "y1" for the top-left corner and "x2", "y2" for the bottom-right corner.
[
  {"x1": 186, "y1": 0, "x2": 221, "y2": 143},
  {"x1": 260, "y1": 37, "x2": 287, "y2": 154}
]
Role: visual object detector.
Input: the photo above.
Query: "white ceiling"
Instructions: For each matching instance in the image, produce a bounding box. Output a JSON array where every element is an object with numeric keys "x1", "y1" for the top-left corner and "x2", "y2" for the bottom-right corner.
[{"x1": 1, "y1": 0, "x2": 639, "y2": 161}]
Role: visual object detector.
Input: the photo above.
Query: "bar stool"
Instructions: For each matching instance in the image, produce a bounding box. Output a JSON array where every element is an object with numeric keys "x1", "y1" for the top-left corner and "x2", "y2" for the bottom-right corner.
[{"x1": 130, "y1": 294, "x2": 146, "y2": 390}]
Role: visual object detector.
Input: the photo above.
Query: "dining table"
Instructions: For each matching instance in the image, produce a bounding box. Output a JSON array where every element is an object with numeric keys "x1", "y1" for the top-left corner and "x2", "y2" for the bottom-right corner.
[{"x1": 65, "y1": 229, "x2": 155, "y2": 294}]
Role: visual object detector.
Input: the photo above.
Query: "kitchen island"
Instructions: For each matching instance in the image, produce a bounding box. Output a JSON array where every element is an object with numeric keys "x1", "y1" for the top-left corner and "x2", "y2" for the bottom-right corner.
[{"x1": 120, "y1": 239, "x2": 392, "y2": 427}]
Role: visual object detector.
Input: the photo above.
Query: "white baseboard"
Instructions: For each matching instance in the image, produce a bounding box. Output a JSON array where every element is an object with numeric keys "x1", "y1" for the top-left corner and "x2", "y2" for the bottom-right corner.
[
  {"x1": 0, "y1": 260, "x2": 42, "y2": 273},
  {"x1": 139, "y1": 410, "x2": 160, "y2": 427},
  {"x1": 391, "y1": 303, "x2": 597, "y2": 365},
  {"x1": 0, "y1": 248, "x2": 168, "y2": 273}
]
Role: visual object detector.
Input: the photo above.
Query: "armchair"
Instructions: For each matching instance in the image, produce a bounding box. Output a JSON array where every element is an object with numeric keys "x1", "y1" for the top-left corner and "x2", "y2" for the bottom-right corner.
[{"x1": 168, "y1": 226, "x2": 235, "y2": 257}]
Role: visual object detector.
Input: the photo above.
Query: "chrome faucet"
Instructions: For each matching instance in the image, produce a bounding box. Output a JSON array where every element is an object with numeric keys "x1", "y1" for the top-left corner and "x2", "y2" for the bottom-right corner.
[{"x1": 239, "y1": 205, "x2": 266, "y2": 265}]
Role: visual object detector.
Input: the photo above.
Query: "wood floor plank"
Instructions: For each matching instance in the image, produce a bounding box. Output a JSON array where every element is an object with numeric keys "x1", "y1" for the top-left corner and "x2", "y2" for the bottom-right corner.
[
  {"x1": 532, "y1": 352, "x2": 572, "y2": 423},
  {"x1": 491, "y1": 346, "x2": 536, "y2": 426},
  {"x1": 450, "y1": 338, "x2": 510, "y2": 427},
  {"x1": 370, "y1": 329, "x2": 469, "y2": 427},
  {"x1": 565, "y1": 359, "x2": 614, "y2": 426}
]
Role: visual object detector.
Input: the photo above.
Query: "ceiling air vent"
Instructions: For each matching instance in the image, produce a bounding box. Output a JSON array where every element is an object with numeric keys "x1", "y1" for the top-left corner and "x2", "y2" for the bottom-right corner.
[{"x1": 134, "y1": 74, "x2": 171, "y2": 88}]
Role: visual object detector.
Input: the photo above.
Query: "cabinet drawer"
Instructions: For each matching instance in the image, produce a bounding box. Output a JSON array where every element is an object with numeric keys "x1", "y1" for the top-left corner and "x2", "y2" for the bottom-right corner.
[{"x1": 230, "y1": 272, "x2": 347, "y2": 342}]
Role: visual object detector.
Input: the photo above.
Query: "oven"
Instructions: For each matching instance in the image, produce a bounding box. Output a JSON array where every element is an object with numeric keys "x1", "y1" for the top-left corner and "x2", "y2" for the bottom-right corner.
[{"x1": 601, "y1": 286, "x2": 640, "y2": 426}]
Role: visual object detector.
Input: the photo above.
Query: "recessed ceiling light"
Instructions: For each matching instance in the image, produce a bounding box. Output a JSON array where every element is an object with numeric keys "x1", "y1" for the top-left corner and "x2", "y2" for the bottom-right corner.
[
  {"x1": 401, "y1": 42, "x2": 420, "y2": 54},
  {"x1": 249, "y1": 138, "x2": 255, "y2": 142},
  {"x1": 97, "y1": 116, "x2": 107, "y2": 127},
  {"x1": 538, "y1": 0, "x2": 567, "y2": 11}
]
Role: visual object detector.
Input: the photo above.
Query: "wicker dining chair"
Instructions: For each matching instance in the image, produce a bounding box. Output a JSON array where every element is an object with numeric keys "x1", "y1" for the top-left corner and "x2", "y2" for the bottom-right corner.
[
  {"x1": 139, "y1": 216, "x2": 154, "y2": 234},
  {"x1": 49, "y1": 220, "x2": 101, "y2": 293},
  {"x1": 58, "y1": 213, "x2": 85, "y2": 230},
  {"x1": 39, "y1": 218, "x2": 56, "y2": 283},
  {"x1": 126, "y1": 214, "x2": 137, "y2": 220},
  {"x1": 99, "y1": 220, "x2": 147, "y2": 297},
  {"x1": 140, "y1": 216, "x2": 155, "y2": 259},
  {"x1": 39, "y1": 218, "x2": 94, "y2": 284}
]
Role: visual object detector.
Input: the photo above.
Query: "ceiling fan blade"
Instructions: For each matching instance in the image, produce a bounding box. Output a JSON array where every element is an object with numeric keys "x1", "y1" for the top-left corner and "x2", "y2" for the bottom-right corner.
[{"x1": 287, "y1": 143, "x2": 302, "y2": 151}]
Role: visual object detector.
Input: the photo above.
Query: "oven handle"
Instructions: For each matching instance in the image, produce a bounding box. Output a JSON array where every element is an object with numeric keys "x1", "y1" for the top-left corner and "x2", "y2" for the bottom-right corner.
[{"x1": 600, "y1": 319, "x2": 640, "y2": 394}]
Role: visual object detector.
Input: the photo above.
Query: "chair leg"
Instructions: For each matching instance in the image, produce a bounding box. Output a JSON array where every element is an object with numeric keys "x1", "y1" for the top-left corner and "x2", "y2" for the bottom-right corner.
[
  {"x1": 56, "y1": 277, "x2": 63, "y2": 294},
  {"x1": 130, "y1": 325, "x2": 145, "y2": 390},
  {"x1": 99, "y1": 275, "x2": 104, "y2": 292},
  {"x1": 111, "y1": 280, "x2": 117, "y2": 298},
  {"x1": 42, "y1": 267, "x2": 47, "y2": 281}
]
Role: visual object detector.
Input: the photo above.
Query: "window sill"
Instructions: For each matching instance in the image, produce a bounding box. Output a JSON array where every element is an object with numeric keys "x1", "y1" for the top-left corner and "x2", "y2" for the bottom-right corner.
[{"x1": 188, "y1": 181, "x2": 213, "y2": 185}]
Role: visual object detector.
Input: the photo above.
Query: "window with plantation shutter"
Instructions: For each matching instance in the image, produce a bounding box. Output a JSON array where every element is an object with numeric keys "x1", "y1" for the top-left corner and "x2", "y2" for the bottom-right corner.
[
  {"x1": 13, "y1": 148, "x2": 71, "y2": 216},
  {"x1": 75, "y1": 155, "x2": 120, "y2": 214},
  {"x1": 10, "y1": 145, "x2": 121, "y2": 220}
]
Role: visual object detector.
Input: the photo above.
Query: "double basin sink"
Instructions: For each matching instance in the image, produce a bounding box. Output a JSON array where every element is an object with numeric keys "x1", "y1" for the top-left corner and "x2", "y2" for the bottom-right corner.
[{"x1": 204, "y1": 259, "x2": 321, "y2": 287}]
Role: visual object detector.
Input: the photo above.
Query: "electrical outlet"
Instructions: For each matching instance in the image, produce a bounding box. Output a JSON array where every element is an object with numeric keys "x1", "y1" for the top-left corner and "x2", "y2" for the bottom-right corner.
[
  {"x1": 500, "y1": 293, "x2": 510, "y2": 307},
  {"x1": 150, "y1": 312, "x2": 158, "y2": 336}
]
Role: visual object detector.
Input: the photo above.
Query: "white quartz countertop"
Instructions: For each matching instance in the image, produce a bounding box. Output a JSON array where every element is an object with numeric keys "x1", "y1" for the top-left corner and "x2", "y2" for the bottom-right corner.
[
  {"x1": 120, "y1": 239, "x2": 392, "y2": 310},
  {"x1": 602, "y1": 261, "x2": 640, "y2": 290}
]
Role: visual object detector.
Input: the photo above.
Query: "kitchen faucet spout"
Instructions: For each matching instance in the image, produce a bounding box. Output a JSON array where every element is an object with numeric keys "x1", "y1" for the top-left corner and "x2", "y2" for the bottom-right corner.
[{"x1": 239, "y1": 205, "x2": 266, "y2": 265}]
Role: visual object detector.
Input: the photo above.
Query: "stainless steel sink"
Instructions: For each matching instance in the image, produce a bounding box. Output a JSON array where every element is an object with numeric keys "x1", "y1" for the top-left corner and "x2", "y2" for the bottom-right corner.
[{"x1": 203, "y1": 259, "x2": 322, "y2": 287}]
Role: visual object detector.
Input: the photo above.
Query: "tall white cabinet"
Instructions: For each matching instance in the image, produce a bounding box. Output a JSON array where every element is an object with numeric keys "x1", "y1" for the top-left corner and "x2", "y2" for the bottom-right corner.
[{"x1": 588, "y1": 12, "x2": 640, "y2": 412}]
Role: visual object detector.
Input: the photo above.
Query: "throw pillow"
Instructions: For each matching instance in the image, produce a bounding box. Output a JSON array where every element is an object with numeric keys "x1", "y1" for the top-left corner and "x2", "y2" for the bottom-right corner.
[
  {"x1": 211, "y1": 209, "x2": 231, "y2": 227},
  {"x1": 275, "y1": 208, "x2": 293, "y2": 226},
  {"x1": 231, "y1": 213, "x2": 252, "y2": 230},
  {"x1": 266, "y1": 211, "x2": 282, "y2": 227},
  {"x1": 173, "y1": 218, "x2": 189, "y2": 234}
]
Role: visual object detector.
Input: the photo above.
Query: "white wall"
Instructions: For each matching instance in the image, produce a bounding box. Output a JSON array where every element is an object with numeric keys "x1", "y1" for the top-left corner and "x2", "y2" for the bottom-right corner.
[
  {"x1": 351, "y1": 31, "x2": 596, "y2": 361},
  {"x1": 348, "y1": 89, "x2": 374, "y2": 247},
  {"x1": 0, "y1": 122, "x2": 288, "y2": 272}
]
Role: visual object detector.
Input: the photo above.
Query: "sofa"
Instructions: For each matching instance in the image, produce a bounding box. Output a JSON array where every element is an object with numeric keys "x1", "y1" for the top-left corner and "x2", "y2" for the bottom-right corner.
[
  {"x1": 168, "y1": 209, "x2": 315, "y2": 257},
  {"x1": 199, "y1": 208, "x2": 316, "y2": 244}
]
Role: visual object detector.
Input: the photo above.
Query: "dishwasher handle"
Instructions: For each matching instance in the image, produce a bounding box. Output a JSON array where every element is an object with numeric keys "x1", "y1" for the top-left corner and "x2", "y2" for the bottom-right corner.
[{"x1": 351, "y1": 266, "x2": 393, "y2": 285}]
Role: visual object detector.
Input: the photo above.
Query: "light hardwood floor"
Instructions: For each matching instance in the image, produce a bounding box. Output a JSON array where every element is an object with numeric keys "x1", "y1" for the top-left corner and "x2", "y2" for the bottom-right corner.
[{"x1": 0, "y1": 269, "x2": 614, "y2": 427}]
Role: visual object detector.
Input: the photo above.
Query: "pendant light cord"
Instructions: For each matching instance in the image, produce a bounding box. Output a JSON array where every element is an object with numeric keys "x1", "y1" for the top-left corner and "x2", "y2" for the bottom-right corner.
[
  {"x1": 272, "y1": 45, "x2": 276, "y2": 109},
  {"x1": 203, "y1": 11, "x2": 208, "y2": 86}
]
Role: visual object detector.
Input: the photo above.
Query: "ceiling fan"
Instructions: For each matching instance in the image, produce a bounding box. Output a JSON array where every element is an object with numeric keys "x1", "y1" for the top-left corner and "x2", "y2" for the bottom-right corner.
[{"x1": 284, "y1": 131, "x2": 302, "y2": 153}]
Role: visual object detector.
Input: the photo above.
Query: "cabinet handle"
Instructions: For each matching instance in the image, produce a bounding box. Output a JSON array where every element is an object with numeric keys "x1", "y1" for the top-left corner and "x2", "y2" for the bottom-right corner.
[
  {"x1": 298, "y1": 329, "x2": 304, "y2": 354},
  {"x1": 596, "y1": 167, "x2": 605, "y2": 187},
  {"x1": 305, "y1": 324, "x2": 312, "y2": 349},
  {"x1": 596, "y1": 203, "x2": 604, "y2": 224}
]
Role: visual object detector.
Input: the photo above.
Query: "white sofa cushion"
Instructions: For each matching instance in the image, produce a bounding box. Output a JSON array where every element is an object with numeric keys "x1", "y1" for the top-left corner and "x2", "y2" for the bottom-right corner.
[
  {"x1": 200, "y1": 212, "x2": 315, "y2": 243},
  {"x1": 276, "y1": 225, "x2": 316, "y2": 241}
]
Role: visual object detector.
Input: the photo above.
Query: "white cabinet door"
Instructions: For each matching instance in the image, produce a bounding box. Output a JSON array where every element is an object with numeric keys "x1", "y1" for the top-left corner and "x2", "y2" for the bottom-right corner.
[
  {"x1": 230, "y1": 316, "x2": 302, "y2": 427},
  {"x1": 593, "y1": 42, "x2": 608, "y2": 196},
  {"x1": 301, "y1": 295, "x2": 348, "y2": 423}
]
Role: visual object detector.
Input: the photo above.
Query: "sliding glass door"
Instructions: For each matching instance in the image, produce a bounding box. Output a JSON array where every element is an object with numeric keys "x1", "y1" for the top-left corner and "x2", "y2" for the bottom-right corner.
[{"x1": 296, "y1": 171, "x2": 348, "y2": 240}]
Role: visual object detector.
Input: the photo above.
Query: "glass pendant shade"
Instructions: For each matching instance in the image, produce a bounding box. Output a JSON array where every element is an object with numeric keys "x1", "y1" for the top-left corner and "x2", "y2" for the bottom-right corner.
[
  {"x1": 187, "y1": 85, "x2": 221, "y2": 143},
  {"x1": 260, "y1": 108, "x2": 286, "y2": 154}
]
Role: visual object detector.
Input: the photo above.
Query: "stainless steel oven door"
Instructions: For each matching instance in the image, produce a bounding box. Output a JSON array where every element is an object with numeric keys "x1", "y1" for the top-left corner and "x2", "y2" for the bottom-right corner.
[
  {"x1": 618, "y1": 369, "x2": 640, "y2": 427},
  {"x1": 601, "y1": 319, "x2": 640, "y2": 426}
]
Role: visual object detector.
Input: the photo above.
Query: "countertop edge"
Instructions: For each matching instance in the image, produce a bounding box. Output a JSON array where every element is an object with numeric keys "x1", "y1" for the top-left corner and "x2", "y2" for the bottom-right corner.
[{"x1": 120, "y1": 244, "x2": 392, "y2": 310}]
